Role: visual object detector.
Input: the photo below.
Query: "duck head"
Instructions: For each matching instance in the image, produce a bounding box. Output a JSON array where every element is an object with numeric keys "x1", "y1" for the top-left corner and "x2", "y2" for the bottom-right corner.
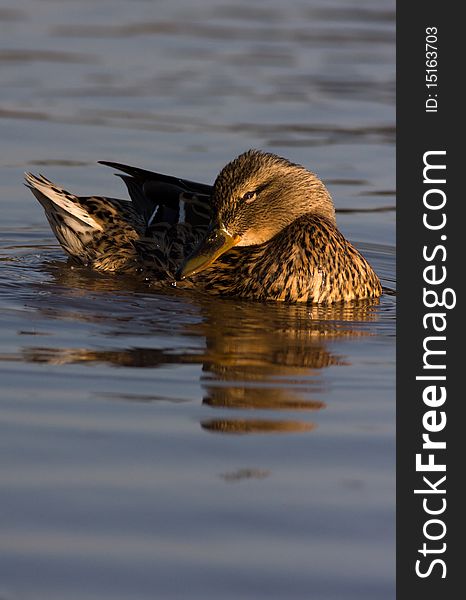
[{"x1": 177, "y1": 149, "x2": 336, "y2": 279}]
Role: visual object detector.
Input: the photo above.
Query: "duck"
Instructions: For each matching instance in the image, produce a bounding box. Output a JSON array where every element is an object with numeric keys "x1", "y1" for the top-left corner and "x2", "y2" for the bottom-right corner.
[{"x1": 25, "y1": 149, "x2": 382, "y2": 303}]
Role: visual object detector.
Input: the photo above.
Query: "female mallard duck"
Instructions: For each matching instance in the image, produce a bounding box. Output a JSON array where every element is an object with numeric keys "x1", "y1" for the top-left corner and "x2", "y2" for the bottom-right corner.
[{"x1": 25, "y1": 149, "x2": 382, "y2": 303}]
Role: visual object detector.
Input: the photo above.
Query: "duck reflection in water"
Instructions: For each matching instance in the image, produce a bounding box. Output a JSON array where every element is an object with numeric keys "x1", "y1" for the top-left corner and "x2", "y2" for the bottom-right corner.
[
  {"x1": 21, "y1": 263, "x2": 380, "y2": 434},
  {"x1": 193, "y1": 298, "x2": 376, "y2": 433}
]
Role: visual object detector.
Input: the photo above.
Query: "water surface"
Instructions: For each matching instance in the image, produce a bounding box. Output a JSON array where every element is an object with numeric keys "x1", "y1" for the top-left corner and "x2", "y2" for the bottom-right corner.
[{"x1": 0, "y1": 1, "x2": 395, "y2": 599}]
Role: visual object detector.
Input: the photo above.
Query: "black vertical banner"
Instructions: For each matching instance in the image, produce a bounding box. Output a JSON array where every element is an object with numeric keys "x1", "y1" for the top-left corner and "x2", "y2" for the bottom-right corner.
[{"x1": 397, "y1": 3, "x2": 460, "y2": 598}]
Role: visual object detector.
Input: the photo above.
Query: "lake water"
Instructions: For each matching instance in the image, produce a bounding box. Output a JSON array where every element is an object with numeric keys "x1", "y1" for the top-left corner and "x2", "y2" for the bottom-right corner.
[{"x1": 0, "y1": 1, "x2": 395, "y2": 599}]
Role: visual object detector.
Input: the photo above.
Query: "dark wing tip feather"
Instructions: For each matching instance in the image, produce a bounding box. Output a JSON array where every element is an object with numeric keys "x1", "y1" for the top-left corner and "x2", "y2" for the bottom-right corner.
[{"x1": 98, "y1": 160, "x2": 213, "y2": 196}]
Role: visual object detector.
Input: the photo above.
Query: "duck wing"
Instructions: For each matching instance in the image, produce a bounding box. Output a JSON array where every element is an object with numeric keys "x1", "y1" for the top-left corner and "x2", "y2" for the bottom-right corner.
[{"x1": 98, "y1": 161, "x2": 212, "y2": 232}]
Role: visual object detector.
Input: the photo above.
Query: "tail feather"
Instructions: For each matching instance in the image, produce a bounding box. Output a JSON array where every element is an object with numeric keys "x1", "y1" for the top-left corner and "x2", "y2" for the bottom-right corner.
[
  {"x1": 25, "y1": 172, "x2": 144, "y2": 266},
  {"x1": 25, "y1": 173, "x2": 103, "y2": 232}
]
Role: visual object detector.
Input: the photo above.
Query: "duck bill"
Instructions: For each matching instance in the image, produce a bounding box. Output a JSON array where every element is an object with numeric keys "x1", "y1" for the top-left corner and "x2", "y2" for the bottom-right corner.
[{"x1": 178, "y1": 225, "x2": 241, "y2": 279}]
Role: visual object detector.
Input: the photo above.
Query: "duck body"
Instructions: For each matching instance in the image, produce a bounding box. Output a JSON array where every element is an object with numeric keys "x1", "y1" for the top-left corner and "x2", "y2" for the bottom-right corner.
[
  {"x1": 198, "y1": 214, "x2": 381, "y2": 303},
  {"x1": 26, "y1": 150, "x2": 382, "y2": 303}
]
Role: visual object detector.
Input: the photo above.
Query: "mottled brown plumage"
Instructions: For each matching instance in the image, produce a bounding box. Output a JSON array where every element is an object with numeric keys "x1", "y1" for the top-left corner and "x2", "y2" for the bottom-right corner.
[
  {"x1": 24, "y1": 170, "x2": 210, "y2": 277},
  {"x1": 197, "y1": 214, "x2": 381, "y2": 302},
  {"x1": 25, "y1": 150, "x2": 382, "y2": 303}
]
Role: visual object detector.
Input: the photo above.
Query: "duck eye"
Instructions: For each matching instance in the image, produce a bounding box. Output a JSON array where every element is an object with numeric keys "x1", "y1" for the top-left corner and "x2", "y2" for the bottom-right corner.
[{"x1": 241, "y1": 191, "x2": 256, "y2": 203}]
